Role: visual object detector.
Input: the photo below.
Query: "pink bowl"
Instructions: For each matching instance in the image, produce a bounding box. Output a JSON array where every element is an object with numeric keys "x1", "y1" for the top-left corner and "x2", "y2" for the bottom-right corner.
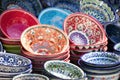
[{"x1": 0, "y1": 9, "x2": 39, "y2": 39}]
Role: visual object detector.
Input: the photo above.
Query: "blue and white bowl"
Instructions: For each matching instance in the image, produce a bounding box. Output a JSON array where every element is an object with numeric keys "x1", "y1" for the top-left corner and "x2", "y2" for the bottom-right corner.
[{"x1": 0, "y1": 52, "x2": 32, "y2": 73}]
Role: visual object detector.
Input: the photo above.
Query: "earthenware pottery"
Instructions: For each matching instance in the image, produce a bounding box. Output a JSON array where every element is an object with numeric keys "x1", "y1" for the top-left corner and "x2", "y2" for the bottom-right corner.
[
  {"x1": 0, "y1": 52, "x2": 32, "y2": 73},
  {"x1": 38, "y1": 7, "x2": 71, "y2": 30},
  {"x1": 13, "y1": 74, "x2": 49, "y2": 80},
  {"x1": 80, "y1": 52, "x2": 120, "y2": 68},
  {"x1": 44, "y1": 60, "x2": 86, "y2": 79},
  {"x1": 113, "y1": 42, "x2": 120, "y2": 55},
  {"x1": 105, "y1": 24, "x2": 120, "y2": 44},
  {"x1": 64, "y1": 13, "x2": 106, "y2": 49},
  {"x1": 80, "y1": 0, "x2": 118, "y2": 24},
  {"x1": 0, "y1": 9, "x2": 39, "y2": 39},
  {"x1": 21, "y1": 24, "x2": 69, "y2": 56},
  {"x1": 1, "y1": 0, "x2": 43, "y2": 17}
]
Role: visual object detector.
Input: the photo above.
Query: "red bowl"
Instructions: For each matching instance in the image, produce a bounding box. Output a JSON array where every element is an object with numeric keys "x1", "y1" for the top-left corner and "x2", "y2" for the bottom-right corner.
[{"x1": 0, "y1": 9, "x2": 40, "y2": 39}]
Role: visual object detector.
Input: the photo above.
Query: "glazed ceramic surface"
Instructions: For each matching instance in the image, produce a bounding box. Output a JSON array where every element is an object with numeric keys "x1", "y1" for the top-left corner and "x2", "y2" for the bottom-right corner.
[
  {"x1": 1, "y1": 0, "x2": 43, "y2": 17},
  {"x1": 80, "y1": 0, "x2": 116, "y2": 24},
  {"x1": 64, "y1": 13, "x2": 105, "y2": 45},
  {"x1": 38, "y1": 8, "x2": 71, "y2": 30},
  {"x1": 13, "y1": 74, "x2": 49, "y2": 80},
  {"x1": 69, "y1": 30, "x2": 89, "y2": 45},
  {"x1": 44, "y1": 60, "x2": 86, "y2": 79},
  {"x1": 81, "y1": 52, "x2": 120, "y2": 67},
  {"x1": 0, "y1": 42, "x2": 4, "y2": 52},
  {"x1": 0, "y1": 52, "x2": 32, "y2": 73},
  {"x1": 0, "y1": 9, "x2": 39, "y2": 39},
  {"x1": 21, "y1": 24, "x2": 69, "y2": 55}
]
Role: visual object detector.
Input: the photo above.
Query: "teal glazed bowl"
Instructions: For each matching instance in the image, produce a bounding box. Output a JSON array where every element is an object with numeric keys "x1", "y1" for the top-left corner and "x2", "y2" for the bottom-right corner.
[
  {"x1": 44, "y1": 60, "x2": 87, "y2": 80},
  {"x1": 38, "y1": 7, "x2": 71, "y2": 30}
]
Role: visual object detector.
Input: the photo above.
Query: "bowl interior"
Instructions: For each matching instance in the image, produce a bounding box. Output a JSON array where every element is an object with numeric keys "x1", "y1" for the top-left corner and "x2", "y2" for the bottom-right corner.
[
  {"x1": 38, "y1": 8, "x2": 70, "y2": 30},
  {"x1": 0, "y1": 9, "x2": 39, "y2": 39},
  {"x1": 81, "y1": 52, "x2": 120, "y2": 67},
  {"x1": 21, "y1": 25, "x2": 68, "y2": 55},
  {"x1": 44, "y1": 60, "x2": 85, "y2": 79}
]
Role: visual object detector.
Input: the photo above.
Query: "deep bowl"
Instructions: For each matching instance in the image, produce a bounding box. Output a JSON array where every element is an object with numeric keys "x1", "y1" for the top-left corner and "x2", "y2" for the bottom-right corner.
[
  {"x1": 44, "y1": 60, "x2": 86, "y2": 79},
  {"x1": 80, "y1": 52, "x2": 120, "y2": 68},
  {"x1": 0, "y1": 9, "x2": 39, "y2": 39},
  {"x1": 20, "y1": 24, "x2": 69, "y2": 56},
  {"x1": 38, "y1": 7, "x2": 71, "y2": 30},
  {"x1": 0, "y1": 52, "x2": 32, "y2": 73},
  {"x1": 13, "y1": 74, "x2": 49, "y2": 80}
]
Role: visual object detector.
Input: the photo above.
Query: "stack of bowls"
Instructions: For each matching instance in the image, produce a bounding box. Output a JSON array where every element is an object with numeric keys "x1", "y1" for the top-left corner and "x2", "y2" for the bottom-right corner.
[
  {"x1": 63, "y1": 13, "x2": 108, "y2": 65},
  {"x1": 20, "y1": 24, "x2": 70, "y2": 71},
  {"x1": 78, "y1": 52, "x2": 120, "y2": 80},
  {"x1": 44, "y1": 60, "x2": 87, "y2": 80},
  {"x1": 0, "y1": 52, "x2": 32, "y2": 79},
  {"x1": 0, "y1": 9, "x2": 39, "y2": 54}
]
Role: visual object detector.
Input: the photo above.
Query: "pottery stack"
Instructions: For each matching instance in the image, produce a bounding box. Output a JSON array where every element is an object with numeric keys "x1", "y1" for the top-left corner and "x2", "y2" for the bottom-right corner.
[
  {"x1": 63, "y1": 13, "x2": 108, "y2": 65},
  {"x1": 0, "y1": 9, "x2": 39, "y2": 54},
  {"x1": 78, "y1": 52, "x2": 120, "y2": 80},
  {"x1": 20, "y1": 24, "x2": 70, "y2": 71}
]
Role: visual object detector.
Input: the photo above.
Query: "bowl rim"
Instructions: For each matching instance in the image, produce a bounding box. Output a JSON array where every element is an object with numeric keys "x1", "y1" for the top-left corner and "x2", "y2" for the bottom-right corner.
[
  {"x1": 20, "y1": 24, "x2": 69, "y2": 56},
  {"x1": 0, "y1": 9, "x2": 39, "y2": 39},
  {"x1": 44, "y1": 60, "x2": 86, "y2": 79}
]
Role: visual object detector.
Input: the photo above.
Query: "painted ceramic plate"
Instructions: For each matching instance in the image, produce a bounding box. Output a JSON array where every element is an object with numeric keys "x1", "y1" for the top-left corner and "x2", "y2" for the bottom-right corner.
[
  {"x1": 44, "y1": 60, "x2": 86, "y2": 79},
  {"x1": 80, "y1": 52, "x2": 120, "y2": 67},
  {"x1": 1, "y1": 0, "x2": 43, "y2": 17},
  {"x1": 69, "y1": 30, "x2": 89, "y2": 45},
  {"x1": 38, "y1": 7, "x2": 71, "y2": 30}
]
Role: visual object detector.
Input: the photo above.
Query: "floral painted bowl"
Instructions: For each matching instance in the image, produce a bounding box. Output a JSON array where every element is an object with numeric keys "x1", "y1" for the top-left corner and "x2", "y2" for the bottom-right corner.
[
  {"x1": 13, "y1": 74, "x2": 49, "y2": 80},
  {"x1": 44, "y1": 60, "x2": 86, "y2": 79},
  {"x1": 38, "y1": 7, "x2": 71, "y2": 30},
  {"x1": 80, "y1": 0, "x2": 118, "y2": 24},
  {"x1": 0, "y1": 9, "x2": 39, "y2": 39},
  {"x1": 64, "y1": 13, "x2": 106, "y2": 50},
  {"x1": 80, "y1": 52, "x2": 120, "y2": 68},
  {"x1": 0, "y1": 52, "x2": 32, "y2": 73},
  {"x1": 21, "y1": 24, "x2": 69, "y2": 56}
]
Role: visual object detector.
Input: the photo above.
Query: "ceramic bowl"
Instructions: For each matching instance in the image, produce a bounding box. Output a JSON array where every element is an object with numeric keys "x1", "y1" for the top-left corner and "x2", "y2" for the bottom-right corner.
[
  {"x1": 80, "y1": 52, "x2": 120, "y2": 68},
  {"x1": 0, "y1": 52, "x2": 32, "y2": 73},
  {"x1": 38, "y1": 7, "x2": 71, "y2": 30},
  {"x1": 0, "y1": 9, "x2": 39, "y2": 39},
  {"x1": 64, "y1": 13, "x2": 106, "y2": 49},
  {"x1": 0, "y1": 37, "x2": 20, "y2": 45},
  {"x1": 1, "y1": 0, "x2": 43, "y2": 17},
  {"x1": 80, "y1": 0, "x2": 118, "y2": 24},
  {"x1": 113, "y1": 42, "x2": 120, "y2": 55},
  {"x1": 44, "y1": 60, "x2": 86, "y2": 79},
  {"x1": 21, "y1": 24, "x2": 69, "y2": 56},
  {"x1": 105, "y1": 23, "x2": 120, "y2": 44},
  {"x1": 13, "y1": 74, "x2": 49, "y2": 80}
]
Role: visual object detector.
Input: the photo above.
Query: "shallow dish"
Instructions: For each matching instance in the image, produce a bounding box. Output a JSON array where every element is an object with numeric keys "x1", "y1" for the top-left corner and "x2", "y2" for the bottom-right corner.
[
  {"x1": 38, "y1": 7, "x2": 71, "y2": 30},
  {"x1": 0, "y1": 9, "x2": 39, "y2": 39},
  {"x1": 21, "y1": 24, "x2": 69, "y2": 56},
  {"x1": 80, "y1": 52, "x2": 120, "y2": 67},
  {"x1": 13, "y1": 74, "x2": 49, "y2": 80},
  {"x1": 0, "y1": 52, "x2": 32, "y2": 73},
  {"x1": 44, "y1": 60, "x2": 86, "y2": 79}
]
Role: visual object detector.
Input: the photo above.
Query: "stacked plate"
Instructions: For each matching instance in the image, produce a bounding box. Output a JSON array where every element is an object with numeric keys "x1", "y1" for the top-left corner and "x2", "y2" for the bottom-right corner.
[
  {"x1": 20, "y1": 24, "x2": 70, "y2": 71},
  {"x1": 78, "y1": 52, "x2": 120, "y2": 80},
  {"x1": 63, "y1": 13, "x2": 108, "y2": 65},
  {"x1": 0, "y1": 9, "x2": 39, "y2": 54},
  {"x1": 0, "y1": 52, "x2": 32, "y2": 79}
]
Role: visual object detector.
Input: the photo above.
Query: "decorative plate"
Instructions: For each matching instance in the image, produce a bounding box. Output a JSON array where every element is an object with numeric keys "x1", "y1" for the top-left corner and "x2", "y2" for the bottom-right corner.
[
  {"x1": 1, "y1": 0, "x2": 43, "y2": 17},
  {"x1": 20, "y1": 24, "x2": 69, "y2": 55},
  {"x1": 0, "y1": 52, "x2": 32, "y2": 73},
  {"x1": 69, "y1": 30, "x2": 89, "y2": 45},
  {"x1": 80, "y1": 52, "x2": 120, "y2": 67},
  {"x1": 38, "y1": 7, "x2": 71, "y2": 30},
  {"x1": 80, "y1": 0, "x2": 116, "y2": 24},
  {"x1": 44, "y1": 60, "x2": 86, "y2": 79},
  {"x1": 64, "y1": 13, "x2": 105, "y2": 45},
  {"x1": 13, "y1": 74, "x2": 49, "y2": 80}
]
